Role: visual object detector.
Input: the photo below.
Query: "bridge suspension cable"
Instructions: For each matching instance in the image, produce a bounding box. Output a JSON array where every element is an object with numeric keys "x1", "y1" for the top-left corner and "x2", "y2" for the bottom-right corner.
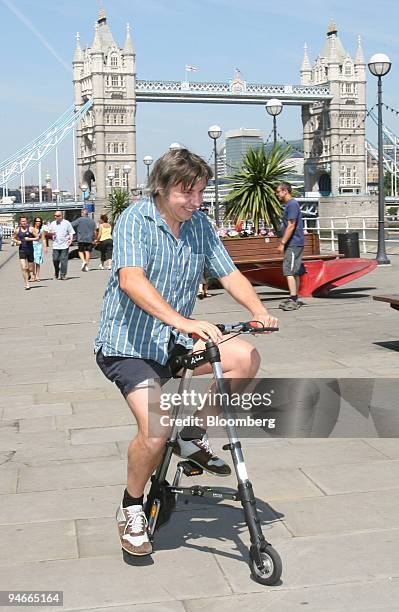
[{"x1": 0, "y1": 99, "x2": 93, "y2": 186}]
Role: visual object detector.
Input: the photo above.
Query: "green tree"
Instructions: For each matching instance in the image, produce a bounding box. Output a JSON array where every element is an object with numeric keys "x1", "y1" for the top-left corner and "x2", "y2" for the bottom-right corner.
[
  {"x1": 107, "y1": 188, "x2": 130, "y2": 224},
  {"x1": 223, "y1": 145, "x2": 295, "y2": 233}
]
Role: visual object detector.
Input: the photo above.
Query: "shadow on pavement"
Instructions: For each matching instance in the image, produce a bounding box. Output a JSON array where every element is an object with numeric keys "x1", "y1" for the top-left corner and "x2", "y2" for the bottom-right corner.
[
  {"x1": 373, "y1": 340, "x2": 399, "y2": 352},
  {"x1": 153, "y1": 494, "x2": 284, "y2": 566}
]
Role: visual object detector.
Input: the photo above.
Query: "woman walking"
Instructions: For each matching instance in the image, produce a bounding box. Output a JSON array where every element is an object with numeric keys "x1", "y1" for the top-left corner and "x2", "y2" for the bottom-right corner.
[
  {"x1": 31, "y1": 216, "x2": 47, "y2": 281},
  {"x1": 13, "y1": 216, "x2": 36, "y2": 290},
  {"x1": 95, "y1": 214, "x2": 113, "y2": 270}
]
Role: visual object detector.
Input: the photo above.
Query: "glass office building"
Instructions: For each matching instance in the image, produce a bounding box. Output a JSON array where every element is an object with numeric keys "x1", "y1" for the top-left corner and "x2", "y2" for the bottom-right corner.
[{"x1": 225, "y1": 128, "x2": 263, "y2": 171}]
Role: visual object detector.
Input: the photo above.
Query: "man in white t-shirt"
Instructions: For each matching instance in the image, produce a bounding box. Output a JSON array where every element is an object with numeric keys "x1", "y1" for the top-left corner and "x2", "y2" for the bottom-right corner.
[{"x1": 49, "y1": 211, "x2": 75, "y2": 280}]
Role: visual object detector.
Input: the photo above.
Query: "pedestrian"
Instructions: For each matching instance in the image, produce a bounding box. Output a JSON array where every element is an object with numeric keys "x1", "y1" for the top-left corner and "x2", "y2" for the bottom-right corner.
[
  {"x1": 276, "y1": 182, "x2": 305, "y2": 311},
  {"x1": 95, "y1": 214, "x2": 113, "y2": 270},
  {"x1": 95, "y1": 148, "x2": 278, "y2": 557},
  {"x1": 71, "y1": 208, "x2": 96, "y2": 272},
  {"x1": 0, "y1": 224, "x2": 3, "y2": 251},
  {"x1": 31, "y1": 216, "x2": 47, "y2": 282},
  {"x1": 48, "y1": 211, "x2": 75, "y2": 280},
  {"x1": 13, "y1": 215, "x2": 36, "y2": 290}
]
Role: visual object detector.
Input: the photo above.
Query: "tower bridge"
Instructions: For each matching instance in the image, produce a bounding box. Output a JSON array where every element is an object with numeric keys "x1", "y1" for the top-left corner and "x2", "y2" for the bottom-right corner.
[{"x1": 2, "y1": 9, "x2": 396, "y2": 214}]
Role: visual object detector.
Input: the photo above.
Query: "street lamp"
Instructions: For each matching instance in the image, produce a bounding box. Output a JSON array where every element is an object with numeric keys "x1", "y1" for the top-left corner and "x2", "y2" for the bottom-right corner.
[
  {"x1": 80, "y1": 182, "x2": 89, "y2": 207},
  {"x1": 143, "y1": 155, "x2": 153, "y2": 183},
  {"x1": 368, "y1": 53, "x2": 392, "y2": 265},
  {"x1": 266, "y1": 98, "x2": 283, "y2": 146},
  {"x1": 107, "y1": 170, "x2": 115, "y2": 195},
  {"x1": 169, "y1": 142, "x2": 183, "y2": 151},
  {"x1": 52, "y1": 188, "x2": 60, "y2": 204},
  {"x1": 208, "y1": 125, "x2": 222, "y2": 227},
  {"x1": 123, "y1": 164, "x2": 131, "y2": 196}
]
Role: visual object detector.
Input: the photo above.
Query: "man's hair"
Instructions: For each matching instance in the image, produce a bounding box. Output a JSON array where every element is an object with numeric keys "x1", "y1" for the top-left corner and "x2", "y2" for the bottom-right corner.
[
  {"x1": 19, "y1": 216, "x2": 28, "y2": 222},
  {"x1": 147, "y1": 149, "x2": 212, "y2": 197},
  {"x1": 81, "y1": 208, "x2": 88, "y2": 215},
  {"x1": 276, "y1": 182, "x2": 292, "y2": 194}
]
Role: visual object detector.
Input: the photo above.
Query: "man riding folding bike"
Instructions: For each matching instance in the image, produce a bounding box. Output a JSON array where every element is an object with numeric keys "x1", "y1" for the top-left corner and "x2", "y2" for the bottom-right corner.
[{"x1": 95, "y1": 148, "x2": 278, "y2": 557}]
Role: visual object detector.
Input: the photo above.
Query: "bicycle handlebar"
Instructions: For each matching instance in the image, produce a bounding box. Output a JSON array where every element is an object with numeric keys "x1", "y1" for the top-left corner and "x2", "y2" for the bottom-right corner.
[
  {"x1": 216, "y1": 321, "x2": 279, "y2": 335},
  {"x1": 191, "y1": 320, "x2": 279, "y2": 341}
]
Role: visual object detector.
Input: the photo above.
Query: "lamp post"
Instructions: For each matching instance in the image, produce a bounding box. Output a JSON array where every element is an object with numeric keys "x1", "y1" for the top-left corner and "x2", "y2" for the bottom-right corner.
[
  {"x1": 143, "y1": 155, "x2": 153, "y2": 183},
  {"x1": 266, "y1": 98, "x2": 283, "y2": 146},
  {"x1": 107, "y1": 170, "x2": 115, "y2": 195},
  {"x1": 169, "y1": 142, "x2": 183, "y2": 151},
  {"x1": 80, "y1": 182, "x2": 89, "y2": 211},
  {"x1": 123, "y1": 164, "x2": 131, "y2": 197},
  {"x1": 368, "y1": 53, "x2": 392, "y2": 265},
  {"x1": 208, "y1": 125, "x2": 222, "y2": 227},
  {"x1": 52, "y1": 188, "x2": 60, "y2": 205}
]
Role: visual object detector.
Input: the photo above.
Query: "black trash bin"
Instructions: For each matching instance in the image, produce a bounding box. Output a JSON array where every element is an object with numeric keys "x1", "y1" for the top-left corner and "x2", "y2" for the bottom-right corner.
[{"x1": 337, "y1": 232, "x2": 360, "y2": 258}]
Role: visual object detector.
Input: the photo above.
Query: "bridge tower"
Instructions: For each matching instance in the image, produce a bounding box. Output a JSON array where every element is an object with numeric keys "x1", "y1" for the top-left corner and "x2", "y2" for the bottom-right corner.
[
  {"x1": 73, "y1": 9, "x2": 137, "y2": 209},
  {"x1": 301, "y1": 21, "x2": 366, "y2": 196}
]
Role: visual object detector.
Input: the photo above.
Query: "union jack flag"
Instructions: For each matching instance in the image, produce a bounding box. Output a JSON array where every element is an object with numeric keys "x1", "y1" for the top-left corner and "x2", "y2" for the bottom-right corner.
[{"x1": 185, "y1": 64, "x2": 198, "y2": 72}]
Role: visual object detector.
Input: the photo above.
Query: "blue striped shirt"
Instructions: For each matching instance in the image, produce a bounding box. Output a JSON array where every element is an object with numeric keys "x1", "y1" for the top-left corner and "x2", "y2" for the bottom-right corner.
[{"x1": 95, "y1": 197, "x2": 236, "y2": 364}]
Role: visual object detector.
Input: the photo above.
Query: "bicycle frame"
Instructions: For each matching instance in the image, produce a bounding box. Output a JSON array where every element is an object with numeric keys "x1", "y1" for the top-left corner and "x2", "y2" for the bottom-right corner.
[{"x1": 145, "y1": 325, "x2": 282, "y2": 584}]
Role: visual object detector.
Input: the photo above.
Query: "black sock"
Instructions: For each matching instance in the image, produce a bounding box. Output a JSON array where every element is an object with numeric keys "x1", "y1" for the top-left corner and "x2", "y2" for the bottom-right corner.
[
  {"x1": 123, "y1": 489, "x2": 143, "y2": 508},
  {"x1": 290, "y1": 295, "x2": 298, "y2": 302},
  {"x1": 179, "y1": 426, "x2": 206, "y2": 441}
]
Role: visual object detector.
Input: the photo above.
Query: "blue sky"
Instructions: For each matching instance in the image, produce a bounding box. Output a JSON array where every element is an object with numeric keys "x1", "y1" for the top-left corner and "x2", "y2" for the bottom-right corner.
[{"x1": 1, "y1": 0, "x2": 399, "y2": 187}]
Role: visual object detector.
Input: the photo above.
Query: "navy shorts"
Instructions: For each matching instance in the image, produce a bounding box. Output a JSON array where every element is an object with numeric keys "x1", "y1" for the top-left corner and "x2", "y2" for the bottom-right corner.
[
  {"x1": 19, "y1": 251, "x2": 34, "y2": 263},
  {"x1": 96, "y1": 343, "x2": 189, "y2": 399}
]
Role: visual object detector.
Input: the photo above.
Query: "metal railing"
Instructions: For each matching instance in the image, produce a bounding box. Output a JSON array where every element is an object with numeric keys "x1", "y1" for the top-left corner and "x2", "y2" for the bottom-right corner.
[{"x1": 304, "y1": 212, "x2": 399, "y2": 254}]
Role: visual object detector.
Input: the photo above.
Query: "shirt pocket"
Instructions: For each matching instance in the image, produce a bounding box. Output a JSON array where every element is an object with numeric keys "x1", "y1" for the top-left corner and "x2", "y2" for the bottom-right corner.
[{"x1": 184, "y1": 251, "x2": 205, "y2": 286}]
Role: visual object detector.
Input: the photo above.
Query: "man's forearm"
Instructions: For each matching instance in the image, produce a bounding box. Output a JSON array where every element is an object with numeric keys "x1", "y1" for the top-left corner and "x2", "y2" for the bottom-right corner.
[
  {"x1": 219, "y1": 270, "x2": 268, "y2": 315},
  {"x1": 120, "y1": 270, "x2": 185, "y2": 328},
  {"x1": 281, "y1": 225, "x2": 294, "y2": 245}
]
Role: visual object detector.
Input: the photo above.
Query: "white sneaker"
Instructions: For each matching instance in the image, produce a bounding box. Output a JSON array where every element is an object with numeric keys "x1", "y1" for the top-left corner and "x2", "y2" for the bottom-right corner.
[
  {"x1": 81, "y1": 262, "x2": 86, "y2": 271},
  {"x1": 98, "y1": 263, "x2": 104, "y2": 270},
  {"x1": 84, "y1": 263, "x2": 89, "y2": 272},
  {"x1": 116, "y1": 504, "x2": 152, "y2": 556}
]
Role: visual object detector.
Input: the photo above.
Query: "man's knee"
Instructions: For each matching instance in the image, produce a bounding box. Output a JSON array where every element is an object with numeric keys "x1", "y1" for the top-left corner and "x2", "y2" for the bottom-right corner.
[
  {"x1": 232, "y1": 341, "x2": 261, "y2": 377},
  {"x1": 137, "y1": 432, "x2": 168, "y2": 455}
]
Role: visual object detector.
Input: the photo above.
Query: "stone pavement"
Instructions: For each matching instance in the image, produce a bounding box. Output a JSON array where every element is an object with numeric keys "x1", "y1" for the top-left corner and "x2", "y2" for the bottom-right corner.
[{"x1": 0, "y1": 245, "x2": 399, "y2": 611}]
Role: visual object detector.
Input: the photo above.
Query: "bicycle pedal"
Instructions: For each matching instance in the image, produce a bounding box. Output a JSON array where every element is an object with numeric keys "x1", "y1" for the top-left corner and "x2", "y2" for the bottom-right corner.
[{"x1": 178, "y1": 460, "x2": 203, "y2": 476}]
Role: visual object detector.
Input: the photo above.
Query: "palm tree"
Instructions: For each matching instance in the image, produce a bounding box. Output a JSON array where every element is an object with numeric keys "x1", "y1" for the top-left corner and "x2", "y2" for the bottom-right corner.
[
  {"x1": 223, "y1": 145, "x2": 295, "y2": 233},
  {"x1": 107, "y1": 188, "x2": 130, "y2": 224}
]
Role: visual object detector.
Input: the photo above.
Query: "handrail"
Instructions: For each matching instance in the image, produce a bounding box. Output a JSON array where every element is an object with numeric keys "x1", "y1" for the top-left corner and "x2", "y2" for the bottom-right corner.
[{"x1": 303, "y1": 215, "x2": 399, "y2": 254}]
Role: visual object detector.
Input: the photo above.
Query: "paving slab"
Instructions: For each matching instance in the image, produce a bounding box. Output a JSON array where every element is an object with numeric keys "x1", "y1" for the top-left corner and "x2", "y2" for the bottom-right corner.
[
  {"x1": 0, "y1": 465, "x2": 18, "y2": 493},
  {"x1": 2, "y1": 402, "x2": 72, "y2": 420},
  {"x1": 211, "y1": 528, "x2": 399, "y2": 593},
  {"x1": 0, "y1": 551, "x2": 231, "y2": 609},
  {"x1": 185, "y1": 578, "x2": 399, "y2": 612},
  {"x1": 278, "y1": 488, "x2": 399, "y2": 536},
  {"x1": 9, "y1": 442, "x2": 120, "y2": 466},
  {"x1": 0, "y1": 486, "x2": 122, "y2": 524},
  {"x1": 18, "y1": 458, "x2": 127, "y2": 492},
  {"x1": 302, "y1": 459, "x2": 399, "y2": 494},
  {"x1": 0, "y1": 520, "x2": 78, "y2": 566},
  {"x1": 70, "y1": 425, "x2": 137, "y2": 445},
  {"x1": 18, "y1": 416, "x2": 56, "y2": 432},
  {"x1": 55, "y1": 410, "x2": 133, "y2": 431}
]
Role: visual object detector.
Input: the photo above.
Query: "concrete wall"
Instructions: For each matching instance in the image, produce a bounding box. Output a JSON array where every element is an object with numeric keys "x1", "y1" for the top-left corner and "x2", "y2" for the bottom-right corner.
[{"x1": 319, "y1": 196, "x2": 378, "y2": 228}]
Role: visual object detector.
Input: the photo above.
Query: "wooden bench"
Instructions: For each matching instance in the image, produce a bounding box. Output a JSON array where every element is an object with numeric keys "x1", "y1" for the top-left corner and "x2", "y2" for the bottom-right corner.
[
  {"x1": 222, "y1": 233, "x2": 333, "y2": 265},
  {"x1": 220, "y1": 233, "x2": 377, "y2": 297},
  {"x1": 373, "y1": 294, "x2": 399, "y2": 312}
]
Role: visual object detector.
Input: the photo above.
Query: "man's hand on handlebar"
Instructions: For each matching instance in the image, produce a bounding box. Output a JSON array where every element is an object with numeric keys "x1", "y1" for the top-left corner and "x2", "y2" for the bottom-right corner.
[
  {"x1": 250, "y1": 311, "x2": 279, "y2": 333},
  {"x1": 176, "y1": 319, "x2": 224, "y2": 343}
]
